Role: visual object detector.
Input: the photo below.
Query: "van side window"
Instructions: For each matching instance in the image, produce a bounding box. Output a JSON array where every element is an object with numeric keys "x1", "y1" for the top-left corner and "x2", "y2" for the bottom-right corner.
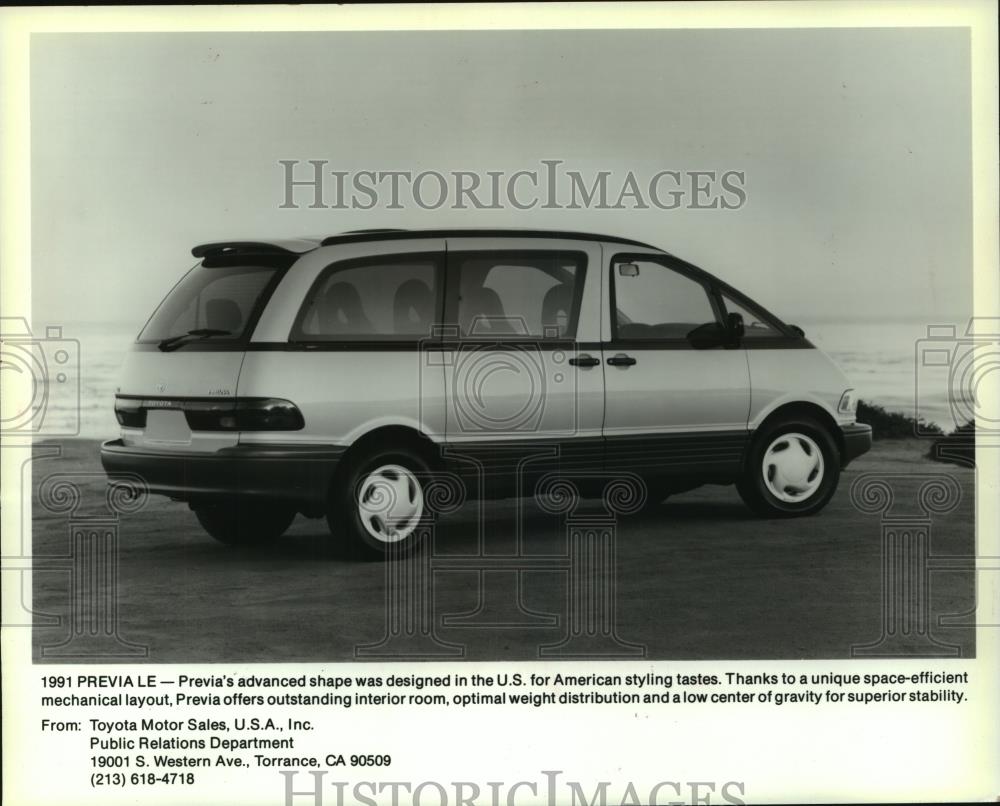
[
  {"x1": 293, "y1": 258, "x2": 440, "y2": 341},
  {"x1": 720, "y1": 293, "x2": 782, "y2": 338},
  {"x1": 612, "y1": 260, "x2": 719, "y2": 341},
  {"x1": 455, "y1": 252, "x2": 585, "y2": 338}
]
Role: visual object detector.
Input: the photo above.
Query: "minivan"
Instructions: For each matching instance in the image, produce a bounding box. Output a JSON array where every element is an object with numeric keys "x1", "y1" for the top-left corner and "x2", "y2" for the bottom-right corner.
[{"x1": 101, "y1": 229, "x2": 871, "y2": 557}]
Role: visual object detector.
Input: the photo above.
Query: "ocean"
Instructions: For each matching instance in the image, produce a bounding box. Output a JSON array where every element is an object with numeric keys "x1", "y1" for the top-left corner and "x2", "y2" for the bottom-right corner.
[{"x1": 17, "y1": 318, "x2": 973, "y2": 439}]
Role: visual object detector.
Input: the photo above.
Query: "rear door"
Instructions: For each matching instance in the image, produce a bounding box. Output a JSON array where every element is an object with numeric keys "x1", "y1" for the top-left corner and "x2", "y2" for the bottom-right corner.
[
  {"x1": 440, "y1": 237, "x2": 605, "y2": 482},
  {"x1": 602, "y1": 252, "x2": 751, "y2": 477}
]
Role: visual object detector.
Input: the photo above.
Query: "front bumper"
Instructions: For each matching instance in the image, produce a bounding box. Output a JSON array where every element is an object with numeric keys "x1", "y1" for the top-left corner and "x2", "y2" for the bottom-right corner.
[
  {"x1": 840, "y1": 423, "x2": 873, "y2": 467},
  {"x1": 100, "y1": 439, "x2": 345, "y2": 508}
]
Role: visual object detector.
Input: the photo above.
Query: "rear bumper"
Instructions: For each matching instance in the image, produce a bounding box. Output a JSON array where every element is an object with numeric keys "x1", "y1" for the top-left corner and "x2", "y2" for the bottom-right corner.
[
  {"x1": 840, "y1": 423, "x2": 873, "y2": 467},
  {"x1": 100, "y1": 439, "x2": 345, "y2": 508}
]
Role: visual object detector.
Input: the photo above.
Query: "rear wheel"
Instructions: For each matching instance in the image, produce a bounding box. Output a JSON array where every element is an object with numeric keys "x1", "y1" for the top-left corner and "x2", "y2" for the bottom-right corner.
[
  {"x1": 737, "y1": 418, "x2": 839, "y2": 517},
  {"x1": 194, "y1": 500, "x2": 296, "y2": 545},
  {"x1": 328, "y1": 446, "x2": 432, "y2": 559}
]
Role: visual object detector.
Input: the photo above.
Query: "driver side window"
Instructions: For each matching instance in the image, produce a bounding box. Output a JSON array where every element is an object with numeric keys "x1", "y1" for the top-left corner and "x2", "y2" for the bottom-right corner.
[{"x1": 612, "y1": 259, "x2": 719, "y2": 340}]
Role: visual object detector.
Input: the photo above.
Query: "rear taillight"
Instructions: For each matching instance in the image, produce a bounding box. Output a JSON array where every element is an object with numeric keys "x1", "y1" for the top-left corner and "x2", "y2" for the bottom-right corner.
[
  {"x1": 183, "y1": 398, "x2": 304, "y2": 431},
  {"x1": 114, "y1": 398, "x2": 145, "y2": 427},
  {"x1": 231, "y1": 398, "x2": 305, "y2": 431},
  {"x1": 114, "y1": 396, "x2": 304, "y2": 431},
  {"x1": 180, "y1": 400, "x2": 240, "y2": 430}
]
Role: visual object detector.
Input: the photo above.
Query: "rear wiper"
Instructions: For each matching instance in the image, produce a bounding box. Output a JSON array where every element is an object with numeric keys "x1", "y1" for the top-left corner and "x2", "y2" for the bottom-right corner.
[{"x1": 157, "y1": 328, "x2": 232, "y2": 352}]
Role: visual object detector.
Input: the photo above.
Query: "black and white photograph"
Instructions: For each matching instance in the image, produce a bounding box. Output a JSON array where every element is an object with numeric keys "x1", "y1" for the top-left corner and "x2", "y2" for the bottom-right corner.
[{"x1": 2, "y1": 3, "x2": 998, "y2": 805}]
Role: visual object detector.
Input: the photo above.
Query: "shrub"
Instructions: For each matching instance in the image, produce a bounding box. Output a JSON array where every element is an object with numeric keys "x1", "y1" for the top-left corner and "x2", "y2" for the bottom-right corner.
[
  {"x1": 856, "y1": 400, "x2": 942, "y2": 440},
  {"x1": 928, "y1": 420, "x2": 975, "y2": 467}
]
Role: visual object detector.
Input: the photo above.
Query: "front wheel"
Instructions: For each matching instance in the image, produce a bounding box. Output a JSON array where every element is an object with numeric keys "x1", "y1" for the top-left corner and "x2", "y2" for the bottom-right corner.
[
  {"x1": 194, "y1": 500, "x2": 296, "y2": 545},
  {"x1": 737, "y1": 418, "x2": 840, "y2": 517},
  {"x1": 328, "y1": 446, "x2": 433, "y2": 559}
]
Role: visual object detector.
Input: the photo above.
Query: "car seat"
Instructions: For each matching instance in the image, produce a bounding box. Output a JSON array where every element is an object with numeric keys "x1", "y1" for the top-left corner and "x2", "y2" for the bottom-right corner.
[{"x1": 392, "y1": 279, "x2": 434, "y2": 335}]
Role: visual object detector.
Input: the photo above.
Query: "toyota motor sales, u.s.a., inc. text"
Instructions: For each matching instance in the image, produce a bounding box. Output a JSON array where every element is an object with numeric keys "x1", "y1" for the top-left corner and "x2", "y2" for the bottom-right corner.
[{"x1": 33, "y1": 667, "x2": 973, "y2": 794}]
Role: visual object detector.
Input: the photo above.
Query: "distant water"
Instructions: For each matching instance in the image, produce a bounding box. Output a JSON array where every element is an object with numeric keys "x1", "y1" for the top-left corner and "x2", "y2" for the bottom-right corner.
[
  {"x1": 799, "y1": 318, "x2": 974, "y2": 433},
  {"x1": 19, "y1": 318, "x2": 972, "y2": 439}
]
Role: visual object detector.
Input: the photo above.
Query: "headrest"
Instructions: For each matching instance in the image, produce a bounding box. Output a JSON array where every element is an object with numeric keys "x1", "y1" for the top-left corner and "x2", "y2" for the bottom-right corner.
[
  {"x1": 393, "y1": 279, "x2": 433, "y2": 333},
  {"x1": 463, "y1": 286, "x2": 517, "y2": 335},
  {"x1": 541, "y1": 284, "x2": 573, "y2": 336},
  {"x1": 324, "y1": 282, "x2": 364, "y2": 313}
]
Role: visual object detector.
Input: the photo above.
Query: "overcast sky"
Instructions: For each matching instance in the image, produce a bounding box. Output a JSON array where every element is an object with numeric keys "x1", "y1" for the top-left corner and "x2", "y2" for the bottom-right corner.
[{"x1": 30, "y1": 28, "x2": 971, "y2": 327}]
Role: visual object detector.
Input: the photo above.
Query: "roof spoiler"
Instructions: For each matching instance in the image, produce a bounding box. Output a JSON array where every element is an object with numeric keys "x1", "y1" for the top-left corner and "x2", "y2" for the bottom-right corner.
[{"x1": 191, "y1": 241, "x2": 316, "y2": 258}]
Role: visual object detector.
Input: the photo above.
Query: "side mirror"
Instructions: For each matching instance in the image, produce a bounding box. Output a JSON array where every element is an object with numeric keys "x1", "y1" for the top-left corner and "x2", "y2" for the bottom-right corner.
[
  {"x1": 687, "y1": 321, "x2": 727, "y2": 349},
  {"x1": 726, "y1": 312, "x2": 744, "y2": 347},
  {"x1": 789, "y1": 324, "x2": 805, "y2": 338},
  {"x1": 618, "y1": 263, "x2": 640, "y2": 277}
]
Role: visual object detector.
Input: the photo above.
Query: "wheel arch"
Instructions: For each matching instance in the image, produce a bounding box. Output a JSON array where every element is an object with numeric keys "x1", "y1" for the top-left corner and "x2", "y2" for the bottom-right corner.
[
  {"x1": 326, "y1": 424, "x2": 441, "y2": 557},
  {"x1": 333, "y1": 425, "x2": 442, "y2": 484},
  {"x1": 751, "y1": 401, "x2": 845, "y2": 460}
]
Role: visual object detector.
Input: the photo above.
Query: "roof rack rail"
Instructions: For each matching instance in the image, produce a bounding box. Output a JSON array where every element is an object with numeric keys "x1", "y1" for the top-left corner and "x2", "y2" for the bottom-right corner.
[
  {"x1": 341, "y1": 228, "x2": 408, "y2": 234},
  {"x1": 319, "y1": 229, "x2": 659, "y2": 250}
]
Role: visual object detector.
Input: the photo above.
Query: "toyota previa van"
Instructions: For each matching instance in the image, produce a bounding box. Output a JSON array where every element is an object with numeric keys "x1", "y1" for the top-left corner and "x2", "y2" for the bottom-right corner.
[{"x1": 101, "y1": 229, "x2": 871, "y2": 557}]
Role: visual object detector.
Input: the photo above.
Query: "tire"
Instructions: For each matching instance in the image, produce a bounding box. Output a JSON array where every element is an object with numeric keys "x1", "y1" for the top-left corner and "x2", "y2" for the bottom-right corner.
[
  {"x1": 737, "y1": 417, "x2": 840, "y2": 517},
  {"x1": 194, "y1": 500, "x2": 296, "y2": 545},
  {"x1": 328, "y1": 445, "x2": 433, "y2": 559}
]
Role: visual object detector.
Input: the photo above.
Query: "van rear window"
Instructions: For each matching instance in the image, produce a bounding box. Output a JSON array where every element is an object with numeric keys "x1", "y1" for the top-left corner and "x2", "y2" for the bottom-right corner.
[{"x1": 138, "y1": 264, "x2": 283, "y2": 344}]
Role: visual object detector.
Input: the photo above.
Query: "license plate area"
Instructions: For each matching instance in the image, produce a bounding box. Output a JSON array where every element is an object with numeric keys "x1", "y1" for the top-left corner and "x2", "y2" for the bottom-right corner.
[{"x1": 143, "y1": 409, "x2": 192, "y2": 444}]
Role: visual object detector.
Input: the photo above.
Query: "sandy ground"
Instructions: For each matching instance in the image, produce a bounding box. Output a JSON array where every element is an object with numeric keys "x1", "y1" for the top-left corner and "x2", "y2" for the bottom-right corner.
[{"x1": 30, "y1": 438, "x2": 975, "y2": 662}]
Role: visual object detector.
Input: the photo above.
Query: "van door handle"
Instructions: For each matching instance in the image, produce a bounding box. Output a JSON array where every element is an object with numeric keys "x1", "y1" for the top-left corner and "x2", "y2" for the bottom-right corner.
[
  {"x1": 607, "y1": 353, "x2": 637, "y2": 367},
  {"x1": 569, "y1": 354, "x2": 600, "y2": 367}
]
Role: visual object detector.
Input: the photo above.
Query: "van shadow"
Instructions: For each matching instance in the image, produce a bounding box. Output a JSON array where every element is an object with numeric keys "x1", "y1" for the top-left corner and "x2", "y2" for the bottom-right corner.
[
  {"x1": 638, "y1": 498, "x2": 754, "y2": 523},
  {"x1": 220, "y1": 493, "x2": 758, "y2": 563}
]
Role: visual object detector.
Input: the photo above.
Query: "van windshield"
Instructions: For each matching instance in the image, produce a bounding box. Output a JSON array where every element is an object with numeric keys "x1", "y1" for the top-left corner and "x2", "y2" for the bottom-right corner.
[{"x1": 138, "y1": 263, "x2": 284, "y2": 344}]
